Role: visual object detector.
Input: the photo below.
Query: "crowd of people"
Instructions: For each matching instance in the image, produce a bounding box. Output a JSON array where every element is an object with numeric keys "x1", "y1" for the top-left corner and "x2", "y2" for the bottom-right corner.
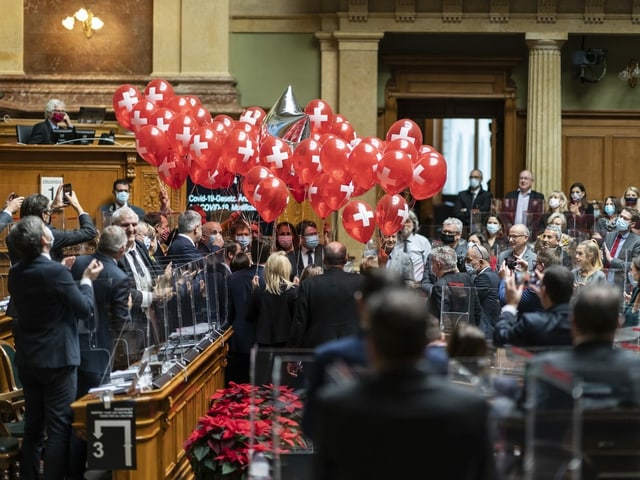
[{"x1": 3, "y1": 159, "x2": 640, "y2": 479}]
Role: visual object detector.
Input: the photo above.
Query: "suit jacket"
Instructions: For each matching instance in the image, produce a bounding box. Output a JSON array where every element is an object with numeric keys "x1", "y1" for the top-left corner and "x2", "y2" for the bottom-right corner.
[
  {"x1": 287, "y1": 245, "x2": 324, "y2": 279},
  {"x1": 228, "y1": 266, "x2": 264, "y2": 354},
  {"x1": 165, "y1": 234, "x2": 204, "y2": 267},
  {"x1": 501, "y1": 189, "x2": 545, "y2": 231},
  {"x1": 384, "y1": 249, "x2": 414, "y2": 285},
  {"x1": 428, "y1": 271, "x2": 481, "y2": 328},
  {"x1": 474, "y1": 267, "x2": 501, "y2": 338},
  {"x1": 454, "y1": 188, "x2": 493, "y2": 226},
  {"x1": 313, "y1": 366, "x2": 495, "y2": 480},
  {"x1": 493, "y1": 302, "x2": 572, "y2": 347},
  {"x1": 8, "y1": 255, "x2": 94, "y2": 368},
  {"x1": 0, "y1": 210, "x2": 12, "y2": 235},
  {"x1": 247, "y1": 283, "x2": 298, "y2": 346},
  {"x1": 117, "y1": 240, "x2": 161, "y2": 320},
  {"x1": 71, "y1": 252, "x2": 130, "y2": 378},
  {"x1": 603, "y1": 230, "x2": 640, "y2": 273},
  {"x1": 50, "y1": 213, "x2": 98, "y2": 261},
  {"x1": 497, "y1": 245, "x2": 537, "y2": 273},
  {"x1": 290, "y1": 267, "x2": 363, "y2": 348},
  {"x1": 99, "y1": 202, "x2": 145, "y2": 221},
  {"x1": 27, "y1": 120, "x2": 55, "y2": 144}
]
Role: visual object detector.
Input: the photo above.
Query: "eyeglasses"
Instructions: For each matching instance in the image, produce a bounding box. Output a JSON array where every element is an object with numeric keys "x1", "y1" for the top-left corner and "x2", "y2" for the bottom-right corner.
[
  {"x1": 441, "y1": 230, "x2": 459, "y2": 236},
  {"x1": 508, "y1": 234, "x2": 527, "y2": 239}
]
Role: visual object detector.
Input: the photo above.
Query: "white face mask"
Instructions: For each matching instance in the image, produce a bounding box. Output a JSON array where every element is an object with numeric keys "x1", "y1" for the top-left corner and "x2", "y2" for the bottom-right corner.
[
  {"x1": 571, "y1": 192, "x2": 583, "y2": 202},
  {"x1": 486, "y1": 224, "x2": 500, "y2": 235},
  {"x1": 143, "y1": 236, "x2": 152, "y2": 249},
  {"x1": 549, "y1": 198, "x2": 560, "y2": 209},
  {"x1": 469, "y1": 178, "x2": 480, "y2": 189}
]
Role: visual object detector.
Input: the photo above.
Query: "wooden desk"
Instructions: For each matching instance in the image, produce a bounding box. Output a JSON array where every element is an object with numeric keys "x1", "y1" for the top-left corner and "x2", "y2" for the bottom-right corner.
[{"x1": 71, "y1": 328, "x2": 231, "y2": 480}]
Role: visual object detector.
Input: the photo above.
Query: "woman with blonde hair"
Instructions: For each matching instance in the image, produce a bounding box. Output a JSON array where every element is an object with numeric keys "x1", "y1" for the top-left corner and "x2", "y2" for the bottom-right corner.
[
  {"x1": 247, "y1": 251, "x2": 299, "y2": 348},
  {"x1": 621, "y1": 186, "x2": 640, "y2": 210},
  {"x1": 571, "y1": 239, "x2": 605, "y2": 292}
]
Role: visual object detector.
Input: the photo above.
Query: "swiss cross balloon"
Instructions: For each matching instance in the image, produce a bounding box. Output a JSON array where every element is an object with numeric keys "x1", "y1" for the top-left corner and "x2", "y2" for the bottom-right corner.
[
  {"x1": 291, "y1": 137, "x2": 323, "y2": 185},
  {"x1": 410, "y1": 150, "x2": 448, "y2": 200},
  {"x1": 242, "y1": 165, "x2": 274, "y2": 206},
  {"x1": 375, "y1": 194, "x2": 410, "y2": 236},
  {"x1": 221, "y1": 128, "x2": 259, "y2": 176},
  {"x1": 238, "y1": 107, "x2": 267, "y2": 128},
  {"x1": 129, "y1": 99, "x2": 157, "y2": 132},
  {"x1": 253, "y1": 176, "x2": 290, "y2": 223},
  {"x1": 258, "y1": 135, "x2": 293, "y2": 181},
  {"x1": 148, "y1": 108, "x2": 176, "y2": 133},
  {"x1": 157, "y1": 151, "x2": 188, "y2": 190},
  {"x1": 386, "y1": 118, "x2": 423, "y2": 148},
  {"x1": 376, "y1": 150, "x2": 413, "y2": 195},
  {"x1": 342, "y1": 200, "x2": 376, "y2": 244},
  {"x1": 113, "y1": 84, "x2": 142, "y2": 131},
  {"x1": 167, "y1": 114, "x2": 199, "y2": 157},
  {"x1": 188, "y1": 125, "x2": 223, "y2": 171},
  {"x1": 307, "y1": 181, "x2": 332, "y2": 219},
  {"x1": 384, "y1": 138, "x2": 419, "y2": 164},
  {"x1": 348, "y1": 140, "x2": 381, "y2": 191},
  {"x1": 313, "y1": 172, "x2": 354, "y2": 211},
  {"x1": 144, "y1": 79, "x2": 175, "y2": 108},
  {"x1": 304, "y1": 99, "x2": 334, "y2": 134},
  {"x1": 135, "y1": 125, "x2": 169, "y2": 167}
]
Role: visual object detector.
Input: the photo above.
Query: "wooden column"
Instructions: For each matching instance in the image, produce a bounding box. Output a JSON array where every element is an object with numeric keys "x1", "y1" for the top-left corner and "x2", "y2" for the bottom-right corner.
[
  {"x1": 525, "y1": 32, "x2": 567, "y2": 197},
  {"x1": 0, "y1": 0, "x2": 23, "y2": 75}
]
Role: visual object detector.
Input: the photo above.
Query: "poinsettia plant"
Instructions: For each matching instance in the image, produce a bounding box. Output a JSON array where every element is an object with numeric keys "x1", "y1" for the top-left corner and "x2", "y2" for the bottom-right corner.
[{"x1": 184, "y1": 382, "x2": 308, "y2": 480}]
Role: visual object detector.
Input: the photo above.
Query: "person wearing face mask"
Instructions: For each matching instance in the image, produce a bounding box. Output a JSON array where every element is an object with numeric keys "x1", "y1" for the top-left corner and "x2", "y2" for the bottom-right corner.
[
  {"x1": 198, "y1": 221, "x2": 224, "y2": 255},
  {"x1": 27, "y1": 98, "x2": 74, "y2": 144},
  {"x1": 623, "y1": 255, "x2": 640, "y2": 327},
  {"x1": 453, "y1": 169, "x2": 493, "y2": 234},
  {"x1": 567, "y1": 181, "x2": 595, "y2": 231},
  {"x1": 288, "y1": 219, "x2": 325, "y2": 279},
  {"x1": 438, "y1": 217, "x2": 467, "y2": 271},
  {"x1": 100, "y1": 178, "x2": 146, "y2": 221},
  {"x1": 482, "y1": 214, "x2": 507, "y2": 259},
  {"x1": 602, "y1": 206, "x2": 640, "y2": 288},
  {"x1": 593, "y1": 195, "x2": 620, "y2": 243},
  {"x1": 465, "y1": 243, "x2": 500, "y2": 338},
  {"x1": 275, "y1": 221, "x2": 297, "y2": 253},
  {"x1": 230, "y1": 220, "x2": 253, "y2": 253},
  {"x1": 620, "y1": 186, "x2": 640, "y2": 210}
]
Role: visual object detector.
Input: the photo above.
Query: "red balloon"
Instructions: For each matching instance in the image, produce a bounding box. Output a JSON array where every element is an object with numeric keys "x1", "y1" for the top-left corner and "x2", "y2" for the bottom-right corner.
[
  {"x1": 166, "y1": 96, "x2": 196, "y2": 116},
  {"x1": 330, "y1": 119, "x2": 356, "y2": 143},
  {"x1": 308, "y1": 176, "x2": 333, "y2": 219},
  {"x1": 144, "y1": 79, "x2": 175, "y2": 108},
  {"x1": 348, "y1": 141, "x2": 381, "y2": 191},
  {"x1": 192, "y1": 105, "x2": 213, "y2": 126},
  {"x1": 259, "y1": 135, "x2": 293, "y2": 180},
  {"x1": 384, "y1": 138, "x2": 419, "y2": 163},
  {"x1": 410, "y1": 151, "x2": 448, "y2": 200},
  {"x1": 238, "y1": 107, "x2": 266, "y2": 128},
  {"x1": 375, "y1": 194, "x2": 410, "y2": 236},
  {"x1": 129, "y1": 99, "x2": 157, "y2": 132},
  {"x1": 221, "y1": 129, "x2": 259, "y2": 176},
  {"x1": 386, "y1": 118, "x2": 423, "y2": 149},
  {"x1": 314, "y1": 172, "x2": 354, "y2": 211},
  {"x1": 148, "y1": 108, "x2": 176, "y2": 133},
  {"x1": 292, "y1": 137, "x2": 323, "y2": 185},
  {"x1": 288, "y1": 180, "x2": 307, "y2": 203},
  {"x1": 188, "y1": 125, "x2": 223, "y2": 171},
  {"x1": 167, "y1": 114, "x2": 199, "y2": 157},
  {"x1": 112, "y1": 84, "x2": 142, "y2": 131},
  {"x1": 190, "y1": 163, "x2": 234, "y2": 189},
  {"x1": 418, "y1": 143, "x2": 439, "y2": 158},
  {"x1": 320, "y1": 136, "x2": 351, "y2": 183},
  {"x1": 209, "y1": 119, "x2": 233, "y2": 137},
  {"x1": 376, "y1": 150, "x2": 413, "y2": 195},
  {"x1": 253, "y1": 176, "x2": 290, "y2": 223},
  {"x1": 212, "y1": 114, "x2": 236, "y2": 131},
  {"x1": 341, "y1": 200, "x2": 376, "y2": 244},
  {"x1": 361, "y1": 136, "x2": 385, "y2": 150},
  {"x1": 242, "y1": 166, "x2": 273, "y2": 205},
  {"x1": 157, "y1": 151, "x2": 188, "y2": 190},
  {"x1": 304, "y1": 99, "x2": 334, "y2": 134},
  {"x1": 135, "y1": 125, "x2": 169, "y2": 167}
]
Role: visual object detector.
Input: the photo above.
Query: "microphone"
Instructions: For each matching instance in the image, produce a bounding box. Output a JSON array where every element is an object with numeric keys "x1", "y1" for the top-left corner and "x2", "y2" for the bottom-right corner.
[{"x1": 54, "y1": 137, "x2": 125, "y2": 146}]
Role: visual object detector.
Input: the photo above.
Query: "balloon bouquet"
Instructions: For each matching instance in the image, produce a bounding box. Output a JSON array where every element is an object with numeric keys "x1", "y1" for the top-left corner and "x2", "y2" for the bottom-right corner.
[{"x1": 112, "y1": 81, "x2": 448, "y2": 243}]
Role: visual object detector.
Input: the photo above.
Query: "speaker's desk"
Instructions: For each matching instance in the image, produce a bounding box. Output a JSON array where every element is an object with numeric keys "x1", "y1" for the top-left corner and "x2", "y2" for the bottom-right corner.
[{"x1": 71, "y1": 328, "x2": 231, "y2": 480}]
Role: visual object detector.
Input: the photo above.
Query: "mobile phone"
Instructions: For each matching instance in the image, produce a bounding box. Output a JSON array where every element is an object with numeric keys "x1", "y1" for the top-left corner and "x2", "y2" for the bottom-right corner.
[
  {"x1": 515, "y1": 270, "x2": 530, "y2": 287},
  {"x1": 62, "y1": 183, "x2": 72, "y2": 205}
]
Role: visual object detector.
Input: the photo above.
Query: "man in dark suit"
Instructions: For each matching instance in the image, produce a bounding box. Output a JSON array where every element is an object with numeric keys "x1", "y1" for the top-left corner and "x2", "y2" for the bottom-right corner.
[
  {"x1": 68, "y1": 225, "x2": 130, "y2": 480},
  {"x1": 287, "y1": 219, "x2": 324, "y2": 279},
  {"x1": 466, "y1": 243, "x2": 501, "y2": 338},
  {"x1": 494, "y1": 265, "x2": 573, "y2": 347},
  {"x1": 27, "y1": 98, "x2": 74, "y2": 144},
  {"x1": 165, "y1": 209, "x2": 204, "y2": 266},
  {"x1": 454, "y1": 169, "x2": 493, "y2": 233},
  {"x1": 7, "y1": 216, "x2": 102, "y2": 480},
  {"x1": 501, "y1": 169, "x2": 545, "y2": 232},
  {"x1": 313, "y1": 287, "x2": 495, "y2": 480},
  {"x1": 99, "y1": 178, "x2": 146, "y2": 221},
  {"x1": 289, "y1": 241, "x2": 363, "y2": 348},
  {"x1": 428, "y1": 245, "x2": 481, "y2": 331},
  {"x1": 602, "y1": 206, "x2": 640, "y2": 287}
]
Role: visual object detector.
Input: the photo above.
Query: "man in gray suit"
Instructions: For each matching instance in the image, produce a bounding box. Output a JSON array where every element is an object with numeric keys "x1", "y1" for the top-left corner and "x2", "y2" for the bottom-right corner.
[{"x1": 497, "y1": 223, "x2": 537, "y2": 273}]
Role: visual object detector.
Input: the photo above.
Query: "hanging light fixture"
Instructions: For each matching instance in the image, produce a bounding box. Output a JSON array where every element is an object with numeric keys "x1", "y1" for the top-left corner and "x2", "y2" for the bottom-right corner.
[
  {"x1": 618, "y1": 59, "x2": 640, "y2": 88},
  {"x1": 62, "y1": 8, "x2": 104, "y2": 39}
]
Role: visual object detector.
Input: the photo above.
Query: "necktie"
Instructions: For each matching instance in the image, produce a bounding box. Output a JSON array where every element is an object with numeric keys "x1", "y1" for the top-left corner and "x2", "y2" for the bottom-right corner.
[
  {"x1": 403, "y1": 240, "x2": 409, "y2": 253},
  {"x1": 129, "y1": 249, "x2": 151, "y2": 290},
  {"x1": 307, "y1": 251, "x2": 313, "y2": 266},
  {"x1": 611, "y1": 235, "x2": 623, "y2": 258}
]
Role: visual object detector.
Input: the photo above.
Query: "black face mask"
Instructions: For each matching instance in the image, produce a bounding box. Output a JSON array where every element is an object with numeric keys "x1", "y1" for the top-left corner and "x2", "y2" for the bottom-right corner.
[
  {"x1": 440, "y1": 233, "x2": 456, "y2": 245},
  {"x1": 625, "y1": 196, "x2": 638, "y2": 206}
]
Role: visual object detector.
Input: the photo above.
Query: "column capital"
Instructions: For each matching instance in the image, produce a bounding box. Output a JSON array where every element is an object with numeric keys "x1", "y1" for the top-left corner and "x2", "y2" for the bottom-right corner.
[
  {"x1": 333, "y1": 31, "x2": 384, "y2": 51},
  {"x1": 525, "y1": 32, "x2": 567, "y2": 50}
]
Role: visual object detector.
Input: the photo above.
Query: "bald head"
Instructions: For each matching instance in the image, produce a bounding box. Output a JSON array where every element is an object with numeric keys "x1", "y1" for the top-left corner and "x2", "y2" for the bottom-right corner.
[{"x1": 324, "y1": 241, "x2": 348, "y2": 268}]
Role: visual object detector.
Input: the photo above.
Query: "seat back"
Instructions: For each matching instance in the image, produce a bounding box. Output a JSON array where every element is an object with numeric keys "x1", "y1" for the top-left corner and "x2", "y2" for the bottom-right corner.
[
  {"x1": 0, "y1": 342, "x2": 20, "y2": 391},
  {"x1": 15, "y1": 125, "x2": 33, "y2": 143}
]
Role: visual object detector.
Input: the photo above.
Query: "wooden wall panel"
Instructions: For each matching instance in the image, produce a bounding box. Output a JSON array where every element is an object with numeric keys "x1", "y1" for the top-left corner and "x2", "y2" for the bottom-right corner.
[{"x1": 563, "y1": 136, "x2": 606, "y2": 201}]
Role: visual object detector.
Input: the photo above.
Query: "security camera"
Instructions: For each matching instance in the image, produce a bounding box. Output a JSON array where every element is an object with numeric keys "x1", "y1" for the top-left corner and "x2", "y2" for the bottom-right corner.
[{"x1": 572, "y1": 49, "x2": 607, "y2": 66}]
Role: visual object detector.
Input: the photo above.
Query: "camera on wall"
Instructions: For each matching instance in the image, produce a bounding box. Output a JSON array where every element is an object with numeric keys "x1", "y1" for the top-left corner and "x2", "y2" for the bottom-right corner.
[{"x1": 571, "y1": 49, "x2": 607, "y2": 66}]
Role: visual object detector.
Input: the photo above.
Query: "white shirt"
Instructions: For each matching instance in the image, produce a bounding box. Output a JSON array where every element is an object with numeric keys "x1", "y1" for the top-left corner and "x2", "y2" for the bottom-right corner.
[
  {"x1": 400, "y1": 232, "x2": 432, "y2": 282},
  {"x1": 515, "y1": 190, "x2": 531, "y2": 225}
]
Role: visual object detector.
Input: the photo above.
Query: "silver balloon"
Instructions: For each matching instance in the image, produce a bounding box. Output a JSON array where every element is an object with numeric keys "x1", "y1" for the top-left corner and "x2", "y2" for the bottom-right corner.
[{"x1": 262, "y1": 85, "x2": 310, "y2": 146}]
